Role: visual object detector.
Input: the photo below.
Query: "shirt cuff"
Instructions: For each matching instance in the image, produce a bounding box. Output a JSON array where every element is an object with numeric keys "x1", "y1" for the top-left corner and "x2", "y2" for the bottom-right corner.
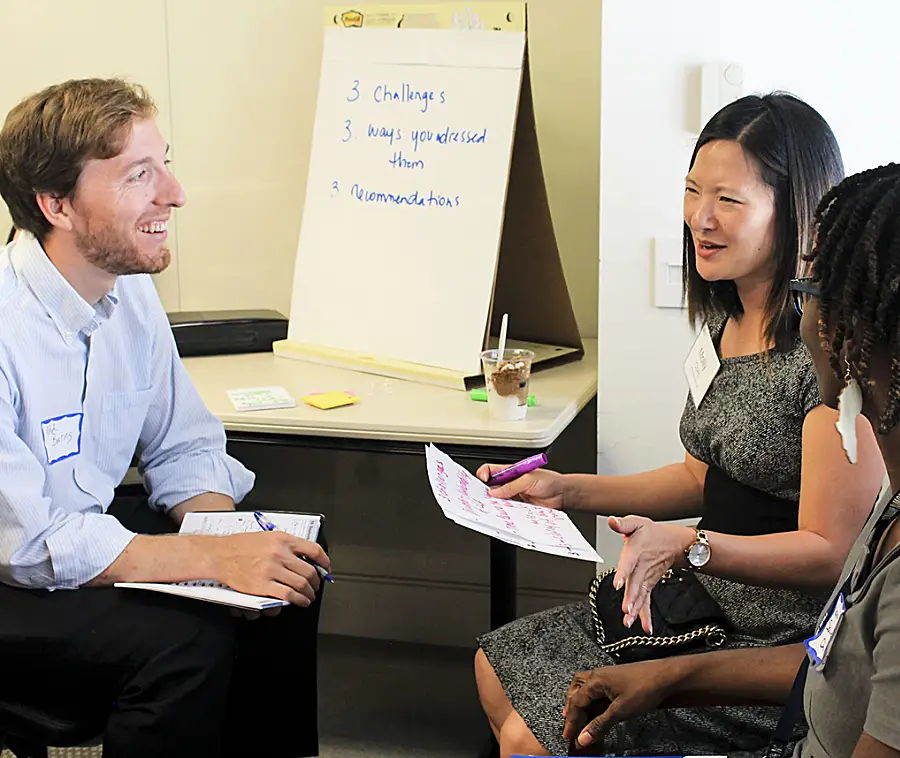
[
  {"x1": 40, "y1": 513, "x2": 137, "y2": 590},
  {"x1": 143, "y1": 450, "x2": 255, "y2": 512}
]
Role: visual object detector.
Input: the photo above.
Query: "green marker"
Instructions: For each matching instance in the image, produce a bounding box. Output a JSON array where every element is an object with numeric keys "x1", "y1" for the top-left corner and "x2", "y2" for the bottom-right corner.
[{"x1": 470, "y1": 388, "x2": 535, "y2": 406}]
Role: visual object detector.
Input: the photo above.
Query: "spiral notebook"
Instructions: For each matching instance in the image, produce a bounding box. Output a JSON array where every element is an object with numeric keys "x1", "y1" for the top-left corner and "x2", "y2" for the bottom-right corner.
[{"x1": 115, "y1": 510, "x2": 322, "y2": 611}]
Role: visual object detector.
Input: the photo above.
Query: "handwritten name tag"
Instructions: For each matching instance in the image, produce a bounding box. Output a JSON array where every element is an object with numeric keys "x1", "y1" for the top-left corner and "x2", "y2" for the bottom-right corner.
[
  {"x1": 684, "y1": 324, "x2": 721, "y2": 408},
  {"x1": 41, "y1": 413, "x2": 84, "y2": 465},
  {"x1": 805, "y1": 591, "x2": 847, "y2": 671}
]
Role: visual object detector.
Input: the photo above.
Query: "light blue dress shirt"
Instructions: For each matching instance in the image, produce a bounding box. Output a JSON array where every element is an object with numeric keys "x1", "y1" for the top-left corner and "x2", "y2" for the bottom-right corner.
[{"x1": 0, "y1": 233, "x2": 254, "y2": 590}]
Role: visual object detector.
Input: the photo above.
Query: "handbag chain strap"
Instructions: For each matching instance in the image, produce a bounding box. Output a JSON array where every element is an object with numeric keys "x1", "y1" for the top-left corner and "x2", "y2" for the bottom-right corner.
[{"x1": 589, "y1": 568, "x2": 727, "y2": 654}]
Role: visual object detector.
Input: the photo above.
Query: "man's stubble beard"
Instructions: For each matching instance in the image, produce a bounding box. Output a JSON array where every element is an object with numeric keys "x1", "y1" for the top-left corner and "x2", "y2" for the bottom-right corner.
[{"x1": 74, "y1": 225, "x2": 171, "y2": 276}]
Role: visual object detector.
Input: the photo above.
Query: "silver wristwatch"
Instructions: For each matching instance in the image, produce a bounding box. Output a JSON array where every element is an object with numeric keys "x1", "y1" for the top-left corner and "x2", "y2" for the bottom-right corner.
[{"x1": 685, "y1": 527, "x2": 711, "y2": 570}]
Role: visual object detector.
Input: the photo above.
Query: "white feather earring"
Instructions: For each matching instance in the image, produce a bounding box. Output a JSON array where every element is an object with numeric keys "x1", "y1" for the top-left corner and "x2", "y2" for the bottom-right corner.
[{"x1": 835, "y1": 360, "x2": 863, "y2": 464}]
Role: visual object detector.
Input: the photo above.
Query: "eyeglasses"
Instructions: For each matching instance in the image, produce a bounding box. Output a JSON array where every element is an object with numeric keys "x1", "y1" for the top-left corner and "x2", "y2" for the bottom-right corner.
[{"x1": 789, "y1": 277, "x2": 821, "y2": 316}]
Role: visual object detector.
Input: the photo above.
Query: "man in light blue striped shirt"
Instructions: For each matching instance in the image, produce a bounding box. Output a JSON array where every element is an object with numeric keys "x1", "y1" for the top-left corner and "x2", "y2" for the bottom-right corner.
[{"x1": 0, "y1": 79, "x2": 328, "y2": 757}]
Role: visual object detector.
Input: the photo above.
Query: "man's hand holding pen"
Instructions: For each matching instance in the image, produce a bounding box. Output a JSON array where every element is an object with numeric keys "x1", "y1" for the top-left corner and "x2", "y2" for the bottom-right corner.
[
  {"x1": 203, "y1": 517, "x2": 332, "y2": 609},
  {"x1": 253, "y1": 511, "x2": 334, "y2": 584}
]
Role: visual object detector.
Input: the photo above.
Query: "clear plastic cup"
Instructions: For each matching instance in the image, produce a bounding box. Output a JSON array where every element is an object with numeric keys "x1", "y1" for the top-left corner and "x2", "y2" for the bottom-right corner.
[{"x1": 480, "y1": 349, "x2": 536, "y2": 421}]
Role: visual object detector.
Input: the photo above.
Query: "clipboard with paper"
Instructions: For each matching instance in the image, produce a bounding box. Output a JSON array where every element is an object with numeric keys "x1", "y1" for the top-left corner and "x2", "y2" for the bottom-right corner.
[{"x1": 115, "y1": 510, "x2": 325, "y2": 611}]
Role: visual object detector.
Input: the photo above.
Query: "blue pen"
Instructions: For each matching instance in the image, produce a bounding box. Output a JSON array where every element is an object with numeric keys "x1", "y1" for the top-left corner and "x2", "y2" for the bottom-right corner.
[{"x1": 253, "y1": 511, "x2": 334, "y2": 583}]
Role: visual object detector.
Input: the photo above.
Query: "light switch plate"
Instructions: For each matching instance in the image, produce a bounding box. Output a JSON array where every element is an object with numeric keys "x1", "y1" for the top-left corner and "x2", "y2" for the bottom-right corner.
[
  {"x1": 699, "y1": 62, "x2": 744, "y2": 130},
  {"x1": 653, "y1": 236, "x2": 685, "y2": 309}
]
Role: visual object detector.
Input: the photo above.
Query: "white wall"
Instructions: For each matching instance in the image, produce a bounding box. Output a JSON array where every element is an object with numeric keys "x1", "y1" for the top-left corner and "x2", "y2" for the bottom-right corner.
[{"x1": 597, "y1": 0, "x2": 900, "y2": 557}]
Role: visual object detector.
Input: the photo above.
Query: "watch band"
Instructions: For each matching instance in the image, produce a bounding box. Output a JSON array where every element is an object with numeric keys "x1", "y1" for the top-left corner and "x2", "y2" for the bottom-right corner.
[{"x1": 685, "y1": 527, "x2": 711, "y2": 570}]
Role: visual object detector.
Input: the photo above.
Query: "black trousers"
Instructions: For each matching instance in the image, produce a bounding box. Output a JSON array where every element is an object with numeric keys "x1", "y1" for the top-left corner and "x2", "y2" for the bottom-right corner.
[{"x1": 0, "y1": 488, "x2": 324, "y2": 758}]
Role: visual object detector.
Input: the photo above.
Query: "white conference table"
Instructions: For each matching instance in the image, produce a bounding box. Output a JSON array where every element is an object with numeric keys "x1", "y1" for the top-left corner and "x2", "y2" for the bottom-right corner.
[{"x1": 182, "y1": 340, "x2": 597, "y2": 628}]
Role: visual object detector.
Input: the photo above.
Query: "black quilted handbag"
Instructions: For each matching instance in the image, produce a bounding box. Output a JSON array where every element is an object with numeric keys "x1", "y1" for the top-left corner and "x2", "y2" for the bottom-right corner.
[{"x1": 589, "y1": 567, "x2": 729, "y2": 663}]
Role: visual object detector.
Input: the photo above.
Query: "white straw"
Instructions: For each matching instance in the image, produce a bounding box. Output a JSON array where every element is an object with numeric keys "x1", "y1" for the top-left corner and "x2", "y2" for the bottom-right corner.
[{"x1": 497, "y1": 313, "x2": 509, "y2": 362}]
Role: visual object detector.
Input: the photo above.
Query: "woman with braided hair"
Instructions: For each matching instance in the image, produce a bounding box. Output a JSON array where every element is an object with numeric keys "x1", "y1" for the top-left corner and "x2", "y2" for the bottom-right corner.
[
  {"x1": 564, "y1": 163, "x2": 900, "y2": 758},
  {"x1": 474, "y1": 93, "x2": 886, "y2": 758}
]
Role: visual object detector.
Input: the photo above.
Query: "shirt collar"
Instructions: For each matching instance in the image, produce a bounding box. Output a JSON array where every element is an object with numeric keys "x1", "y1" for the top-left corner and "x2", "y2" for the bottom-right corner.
[{"x1": 10, "y1": 232, "x2": 119, "y2": 341}]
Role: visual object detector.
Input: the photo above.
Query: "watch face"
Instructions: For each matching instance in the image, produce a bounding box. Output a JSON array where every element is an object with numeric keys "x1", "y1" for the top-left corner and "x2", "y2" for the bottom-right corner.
[{"x1": 688, "y1": 542, "x2": 711, "y2": 567}]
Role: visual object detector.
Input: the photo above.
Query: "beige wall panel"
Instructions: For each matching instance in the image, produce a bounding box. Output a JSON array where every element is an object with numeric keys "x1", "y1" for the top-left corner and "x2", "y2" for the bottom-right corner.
[
  {"x1": 524, "y1": 0, "x2": 600, "y2": 338},
  {"x1": 167, "y1": 0, "x2": 599, "y2": 335},
  {"x1": 0, "y1": 1, "x2": 180, "y2": 307},
  {"x1": 166, "y1": 0, "x2": 323, "y2": 315}
]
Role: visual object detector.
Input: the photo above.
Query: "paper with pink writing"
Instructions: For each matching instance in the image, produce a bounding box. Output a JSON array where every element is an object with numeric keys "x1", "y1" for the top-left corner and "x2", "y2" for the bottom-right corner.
[{"x1": 425, "y1": 444, "x2": 602, "y2": 562}]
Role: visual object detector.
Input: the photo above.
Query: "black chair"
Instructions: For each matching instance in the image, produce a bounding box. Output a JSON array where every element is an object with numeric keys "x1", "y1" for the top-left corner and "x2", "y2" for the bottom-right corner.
[{"x1": 0, "y1": 700, "x2": 103, "y2": 758}]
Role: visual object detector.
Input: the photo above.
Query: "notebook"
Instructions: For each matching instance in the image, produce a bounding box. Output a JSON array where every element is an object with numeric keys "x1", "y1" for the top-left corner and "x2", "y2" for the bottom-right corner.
[{"x1": 115, "y1": 510, "x2": 323, "y2": 611}]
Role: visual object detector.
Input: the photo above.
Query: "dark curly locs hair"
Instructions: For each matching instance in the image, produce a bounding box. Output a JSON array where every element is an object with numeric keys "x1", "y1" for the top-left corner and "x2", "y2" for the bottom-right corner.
[{"x1": 808, "y1": 163, "x2": 900, "y2": 433}]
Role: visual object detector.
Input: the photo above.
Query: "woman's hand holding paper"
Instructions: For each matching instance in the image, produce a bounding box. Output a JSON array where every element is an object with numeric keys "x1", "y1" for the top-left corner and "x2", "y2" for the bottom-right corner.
[{"x1": 476, "y1": 463, "x2": 568, "y2": 509}]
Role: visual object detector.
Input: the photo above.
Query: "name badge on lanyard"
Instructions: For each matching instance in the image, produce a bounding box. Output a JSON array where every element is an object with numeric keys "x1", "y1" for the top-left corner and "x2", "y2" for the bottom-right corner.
[
  {"x1": 805, "y1": 591, "x2": 847, "y2": 672},
  {"x1": 684, "y1": 324, "x2": 722, "y2": 408}
]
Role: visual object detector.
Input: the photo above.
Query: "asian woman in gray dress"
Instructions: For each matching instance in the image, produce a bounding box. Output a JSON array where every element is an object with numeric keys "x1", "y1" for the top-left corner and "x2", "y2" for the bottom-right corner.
[{"x1": 565, "y1": 162, "x2": 900, "y2": 758}]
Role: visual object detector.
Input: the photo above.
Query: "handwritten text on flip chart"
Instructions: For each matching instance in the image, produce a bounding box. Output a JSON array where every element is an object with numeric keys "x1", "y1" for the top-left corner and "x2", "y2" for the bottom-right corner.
[{"x1": 329, "y1": 76, "x2": 492, "y2": 210}]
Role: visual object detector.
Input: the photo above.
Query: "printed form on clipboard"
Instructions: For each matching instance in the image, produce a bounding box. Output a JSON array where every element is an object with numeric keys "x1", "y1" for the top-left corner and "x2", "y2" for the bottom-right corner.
[
  {"x1": 425, "y1": 444, "x2": 602, "y2": 563},
  {"x1": 115, "y1": 511, "x2": 323, "y2": 611}
]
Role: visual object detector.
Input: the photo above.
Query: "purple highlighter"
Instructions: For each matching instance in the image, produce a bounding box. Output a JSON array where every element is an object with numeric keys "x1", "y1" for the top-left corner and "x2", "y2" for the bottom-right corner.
[{"x1": 487, "y1": 453, "x2": 548, "y2": 487}]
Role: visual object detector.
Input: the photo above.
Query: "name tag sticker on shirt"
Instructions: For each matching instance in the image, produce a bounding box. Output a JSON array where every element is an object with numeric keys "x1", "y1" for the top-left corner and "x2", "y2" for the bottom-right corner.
[
  {"x1": 41, "y1": 412, "x2": 84, "y2": 465},
  {"x1": 805, "y1": 591, "x2": 847, "y2": 671},
  {"x1": 684, "y1": 324, "x2": 721, "y2": 408}
]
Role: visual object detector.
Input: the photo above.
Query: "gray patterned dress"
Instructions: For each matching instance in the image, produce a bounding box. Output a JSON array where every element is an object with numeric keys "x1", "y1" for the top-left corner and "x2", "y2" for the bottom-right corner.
[{"x1": 478, "y1": 319, "x2": 829, "y2": 756}]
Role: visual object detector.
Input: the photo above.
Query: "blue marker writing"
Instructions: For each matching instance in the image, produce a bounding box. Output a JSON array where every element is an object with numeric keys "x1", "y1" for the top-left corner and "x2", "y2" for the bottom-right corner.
[{"x1": 372, "y1": 83, "x2": 445, "y2": 113}]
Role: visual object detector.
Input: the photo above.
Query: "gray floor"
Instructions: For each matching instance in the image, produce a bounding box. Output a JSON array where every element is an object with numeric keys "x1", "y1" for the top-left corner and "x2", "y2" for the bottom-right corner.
[
  {"x1": 2, "y1": 635, "x2": 488, "y2": 758},
  {"x1": 318, "y1": 635, "x2": 487, "y2": 758}
]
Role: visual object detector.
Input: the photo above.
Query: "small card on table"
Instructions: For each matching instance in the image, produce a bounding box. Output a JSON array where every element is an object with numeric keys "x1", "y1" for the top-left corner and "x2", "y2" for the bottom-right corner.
[{"x1": 226, "y1": 386, "x2": 296, "y2": 412}]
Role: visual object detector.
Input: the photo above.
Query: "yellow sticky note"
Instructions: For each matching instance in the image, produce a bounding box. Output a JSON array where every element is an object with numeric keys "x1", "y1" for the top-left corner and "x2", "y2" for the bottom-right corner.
[{"x1": 302, "y1": 391, "x2": 360, "y2": 410}]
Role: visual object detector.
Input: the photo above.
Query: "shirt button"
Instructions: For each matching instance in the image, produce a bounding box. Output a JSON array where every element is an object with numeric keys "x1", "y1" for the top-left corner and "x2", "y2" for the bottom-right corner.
[{"x1": 64, "y1": 331, "x2": 74, "y2": 341}]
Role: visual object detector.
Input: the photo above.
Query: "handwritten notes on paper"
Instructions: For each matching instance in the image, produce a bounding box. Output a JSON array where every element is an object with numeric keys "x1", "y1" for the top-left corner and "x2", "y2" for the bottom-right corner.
[
  {"x1": 179, "y1": 511, "x2": 322, "y2": 541},
  {"x1": 288, "y1": 29, "x2": 527, "y2": 372},
  {"x1": 425, "y1": 444, "x2": 602, "y2": 562}
]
